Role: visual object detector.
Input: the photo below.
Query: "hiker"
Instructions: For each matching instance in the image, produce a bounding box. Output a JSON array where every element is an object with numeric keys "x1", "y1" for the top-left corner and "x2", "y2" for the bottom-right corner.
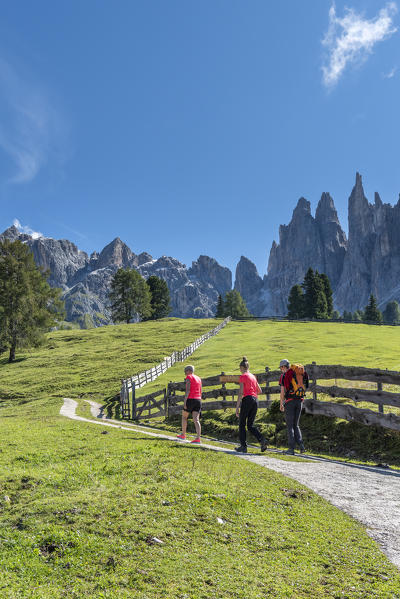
[
  {"x1": 177, "y1": 365, "x2": 202, "y2": 444},
  {"x1": 279, "y1": 359, "x2": 308, "y2": 455},
  {"x1": 235, "y1": 356, "x2": 268, "y2": 454}
]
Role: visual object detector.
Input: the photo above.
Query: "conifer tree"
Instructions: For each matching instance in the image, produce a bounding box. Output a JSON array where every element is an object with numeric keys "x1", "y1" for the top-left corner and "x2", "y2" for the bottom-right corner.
[
  {"x1": 319, "y1": 273, "x2": 333, "y2": 318},
  {"x1": 287, "y1": 285, "x2": 305, "y2": 319},
  {"x1": 342, "y1": 310, "x2": 352, "y2": 321},
  {"x1": 302, "y1": 268, "x2": 328, "y2": 319},
  {"x1": 223, "y1": 290, "x2": 251, "y2": 318},
  {"x1": 383, "y1": 300, "x2": 400, "y2": 325},
  {"x1": 0, "y1": 239, "x2": 65, "y2": 363},
  {"x1": 363, "y1": 294, "x2": 383, "y2": 324},
  {"x1": 215, "y1": 294, "x2": 225, "y2": 318},
  {"x1": 145, "y1": 276, "x2": 171, "y2": 320},
  {"x1": 109, "y1": 268, "x2": 152, "y2": 323}
]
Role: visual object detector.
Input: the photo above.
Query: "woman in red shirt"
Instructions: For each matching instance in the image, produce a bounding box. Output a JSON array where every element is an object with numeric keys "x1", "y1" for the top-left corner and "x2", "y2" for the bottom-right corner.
[{"x1": 235, "y1": 356, "x2": 268, "y2": 454}]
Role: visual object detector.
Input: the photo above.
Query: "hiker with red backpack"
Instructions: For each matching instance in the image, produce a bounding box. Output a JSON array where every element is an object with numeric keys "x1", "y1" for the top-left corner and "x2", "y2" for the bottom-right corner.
[{"x1": 279, "y1": 359, "x2": 309, "y2": 455}]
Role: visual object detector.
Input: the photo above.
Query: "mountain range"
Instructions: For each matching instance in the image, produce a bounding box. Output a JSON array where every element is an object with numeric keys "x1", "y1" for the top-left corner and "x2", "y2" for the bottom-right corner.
[{"x1": 1, "y1": 173, "x2": 399, "y2": 325}]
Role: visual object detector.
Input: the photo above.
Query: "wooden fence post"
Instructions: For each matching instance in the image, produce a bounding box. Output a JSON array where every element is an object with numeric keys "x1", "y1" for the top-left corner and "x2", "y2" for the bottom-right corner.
[
  {"x1": 378, "y1": 382, "x2": 384, "y2": 413},
  {"x1": 163, "y1": 388, "x2": 167, "y2": 419},
  {"x1": 125, "y1": 380, "x2": 131, "y2": 419},
  {"x1": 265, "y1": 366, "x2": 270, "y2": 405},
  {"x1": 312, "y1": 361, "x2": 317, "y2": 402},
  {"x1": 120, "y1": 379, "x2": 125, "y2": 418},
  {"x1": 221, "y1": 372, "x2": 227, "y2": 411},
  {"x1": 131, "y1": 380, "x2": 136, "y2": 420}
]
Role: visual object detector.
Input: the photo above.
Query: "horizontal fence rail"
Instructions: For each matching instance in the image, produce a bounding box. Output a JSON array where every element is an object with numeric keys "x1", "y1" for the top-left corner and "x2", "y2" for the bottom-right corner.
[{"x1": 122, "y1": 363, "x2": 400, "y2": 432}]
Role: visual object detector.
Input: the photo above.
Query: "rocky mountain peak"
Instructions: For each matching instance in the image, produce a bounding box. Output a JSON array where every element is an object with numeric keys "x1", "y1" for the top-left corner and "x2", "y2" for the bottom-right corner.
[
  {"x1": 234, "y1": 256, "x2": 263, "y2": 313},
  {"x1": 292, "y1": 197, "x2": 311, "y2": 219},
  {"x1": 96, "y1": 237, "x2": 137, "y2": 270},
  {"x1": 315, "y1": 192, "x2": 340, "y2": 224}
]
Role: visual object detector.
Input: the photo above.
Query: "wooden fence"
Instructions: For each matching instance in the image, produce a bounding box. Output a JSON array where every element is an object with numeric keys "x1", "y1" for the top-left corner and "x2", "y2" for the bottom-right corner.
[
  {"x1": 119, "y1": 317, "x2": 231, "y2": 418},
  {"x1": 122, "y1": 363, "x2": 400, "y2": 432}
]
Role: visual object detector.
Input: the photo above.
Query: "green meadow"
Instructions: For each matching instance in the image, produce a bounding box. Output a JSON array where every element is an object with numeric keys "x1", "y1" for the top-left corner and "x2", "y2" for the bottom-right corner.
[{"x1": 1, "y1": 318, "x2": 400, "y2": 597}]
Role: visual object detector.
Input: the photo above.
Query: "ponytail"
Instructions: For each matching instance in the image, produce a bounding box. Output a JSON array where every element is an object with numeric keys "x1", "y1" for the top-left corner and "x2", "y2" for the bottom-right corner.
[{"x1": 239, "y1": 356, "x2": 249, "y2": 370}]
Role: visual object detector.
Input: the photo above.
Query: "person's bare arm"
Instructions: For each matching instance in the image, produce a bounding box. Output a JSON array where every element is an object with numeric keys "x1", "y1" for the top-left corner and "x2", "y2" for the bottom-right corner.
[
  {"x1": 256, "y1": 381, "x2": 262, "y2": 395},
  {"x1": 280, "y1": 386, "x2": 285, "y2": 412},
  {"x1": 236, "y1": 383, "x2": 243, "y2": 418},
  {"x1": 184, "y1": 379, "x2": 190, "y2": 410}
]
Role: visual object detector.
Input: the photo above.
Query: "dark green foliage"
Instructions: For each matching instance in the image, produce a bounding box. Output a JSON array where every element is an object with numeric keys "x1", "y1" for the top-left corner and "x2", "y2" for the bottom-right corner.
[
  {"x1": 383, "y1": 300, "x2": 400, "y2": 325},
  {"x1": 342, "y1": 310, "x2": 352, "y2": 321},
  {"x1": 215, "y1": 294, "x2": 225, "y2": 318},
  {"x1": 332, "y1": 310, "x2": 341, "y2": 320},
  {"x1": 109, "y1": 268, "x2": 152, "y2": 323},
  {"x1": 363, "y1": 295, "x2": 383, "y2": 324},
  {"x1": 302, "y1": 268, "x2": 328, "y2": 319},
  {"x1": 287, "y1": 285, "x2": 305, "y2": 319},
  {"x1": 353, "y1": 310, "x2": 363, "y2": 322},
  {"x1": 146, "y1": 276, "x2": 171, "y2": 320},
  {"x1": 223, "y1": 290, "x2": 251, "y2": 318},
  {"x1": 319, "y1": 273, "x2": 333, "y2": 317},
  {"x1": 0, "y1": 239, "x2": 65, "y2": 362}
]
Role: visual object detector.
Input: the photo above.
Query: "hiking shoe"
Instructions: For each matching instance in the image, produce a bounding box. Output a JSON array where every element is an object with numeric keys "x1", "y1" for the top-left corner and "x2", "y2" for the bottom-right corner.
[
  {"x1": 284, "y1": 449, "x2": 295, "y2": 455},
  {"x1": 299, "y1": 445, "x2": 306, "y2": 454},
  {"x1": 235, "y1": 446, "x2": 247, "y2": 453},
  {"x1": 260, "y1": 440, "x2": 268, "y2": 453},
  {"x1": 176, "y1": 434, "x2": 186, "y2": 440},
  {"x1": 190, "y1": 438, "x2": 201, "y2": 444}
]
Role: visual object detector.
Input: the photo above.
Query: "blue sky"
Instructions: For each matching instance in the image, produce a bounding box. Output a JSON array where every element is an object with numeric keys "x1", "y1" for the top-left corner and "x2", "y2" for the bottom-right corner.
[{"x1": 1, "y1": 1, "x2": 399, "y2": 277}]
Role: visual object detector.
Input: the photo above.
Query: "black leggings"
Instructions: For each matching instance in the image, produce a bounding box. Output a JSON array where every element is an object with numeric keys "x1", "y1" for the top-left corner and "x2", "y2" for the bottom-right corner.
[{"x1": 239, "y1": 396, "x2": 264, "y2": 447}]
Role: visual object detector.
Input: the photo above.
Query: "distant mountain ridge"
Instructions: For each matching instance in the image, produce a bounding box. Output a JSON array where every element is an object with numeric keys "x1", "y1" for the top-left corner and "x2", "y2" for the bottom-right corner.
[{"x1": 2, "y1": 173, "x2": 400, "y2": 325}]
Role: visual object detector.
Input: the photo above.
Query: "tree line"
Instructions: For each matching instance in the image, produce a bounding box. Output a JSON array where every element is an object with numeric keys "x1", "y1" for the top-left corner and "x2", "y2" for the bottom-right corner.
[
  {"x1": 0, "y1": 241, "x2": 172, "y2": 363},
  {"x1": 287, "y1": 267, "x2": 399, "y2": 324},
  {"x1": 1, "y1": 239, "x2": 399, "y2": 364}
]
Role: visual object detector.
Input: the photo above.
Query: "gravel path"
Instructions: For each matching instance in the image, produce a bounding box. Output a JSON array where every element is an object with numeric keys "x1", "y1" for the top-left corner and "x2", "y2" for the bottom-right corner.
[{"x1": 60, "y1": 398, "x2": 400, "y2": 568}]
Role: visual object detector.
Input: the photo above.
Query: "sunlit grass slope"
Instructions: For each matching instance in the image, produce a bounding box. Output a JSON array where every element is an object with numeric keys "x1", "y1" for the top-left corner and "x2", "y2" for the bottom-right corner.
[
  {"x1": 0, "y1": 399, "x2": 399, "y2": 598},
  {"x1": 0, "y1": 318, "x2": 219, "y2": 404},
  {"x1": 142, "y1": 319, "x2": 400, "y2": 393}
]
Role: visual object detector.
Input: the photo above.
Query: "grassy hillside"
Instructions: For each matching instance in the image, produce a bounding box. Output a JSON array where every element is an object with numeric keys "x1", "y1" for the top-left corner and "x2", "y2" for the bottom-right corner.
[
  {"x1": 121, "y1": 320, "x2": 400, "y2": 464},
  {"x1": 0, "y1": 318, "x2": 219, "y2": 405},
  {"x1": 1, "y1": 398, "x2": 399, "y2": 598}
]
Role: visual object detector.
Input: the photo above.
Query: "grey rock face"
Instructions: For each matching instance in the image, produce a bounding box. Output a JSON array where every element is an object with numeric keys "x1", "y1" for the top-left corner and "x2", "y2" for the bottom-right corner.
[
  {"x1": 262, "y1": 194, "x2": 348, "y2": 315},
  {"x1": 139, "y1": 255, "x2": 231, "y2": 318},
  {"x1": 334, "y1": 174, "x2": 400, "y2": 312},
  {"x1": 0, "y1": 225, "x2": 234, "y2": 324},
  {"x1": 234, "y1": 256, "x2": 263, "y2": 314},
  {"x1": 188, "y1": 255, "x2": 232, "y2": 297}
]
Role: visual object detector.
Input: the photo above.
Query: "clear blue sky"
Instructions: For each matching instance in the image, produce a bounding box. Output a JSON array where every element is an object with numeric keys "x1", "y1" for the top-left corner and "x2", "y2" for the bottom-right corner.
[{"x1": 1, "y1": 1, "x2": 399, "y2": 276}]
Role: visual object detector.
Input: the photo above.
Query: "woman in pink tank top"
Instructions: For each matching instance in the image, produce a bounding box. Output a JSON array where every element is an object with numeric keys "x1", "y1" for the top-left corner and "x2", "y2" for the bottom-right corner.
[{"x1": 235, "y1": 356, "x2": 267, "y2": 454}]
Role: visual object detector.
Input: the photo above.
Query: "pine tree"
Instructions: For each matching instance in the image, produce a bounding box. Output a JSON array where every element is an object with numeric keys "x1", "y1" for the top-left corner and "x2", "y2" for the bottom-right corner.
[
  {"x1": 145, "y1": 276, "x2": 171, "y2": 320},
  {"x1": 223, "y1": 290, "x2": 251, "y2": 318},
  {"x1": 302, "y1": 268, "x2": 328, "y2": 319},
  {"x1": 109, "y1": 268, "x2": 152, "y2": 323},
  {"x1": 319, "y1": 273, "x2": 333, "y2": 318},
  {"x1": 353, "y1": 310, "x2": 363, "y2": 322},
  {"x1": 383, "y1": 300, "x2": 400, "y2": 325},
  {"x1": 332, "y1": 310, "x2": 341, "y2": 320},
  {"x1": 363, "y1": 295, "x2": 383, "y2": 324},
  {"x1": 287, "y1": 285, "x2": 305, "y2": 319},
  {"x1": 0, "y1": 239, "x2": 65, "y2": 363},
  {"x1": 215, "y1": 294, "x2": 225, "y2": 318},
  {"x1": 342, "y1": 310, "x2": 352, "y2": 321}
]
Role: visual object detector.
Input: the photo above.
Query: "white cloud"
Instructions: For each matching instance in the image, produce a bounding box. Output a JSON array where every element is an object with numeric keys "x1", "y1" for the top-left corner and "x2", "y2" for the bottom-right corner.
[
  {"x1": 0, "y1": 58, "x2": 69, "y2": 184},
  {"x1": 383, "y1": 65, "x2": 397, "y2": 77},
  {"x1": 13, "y1": 218, "x2": 44, "y2": 239},
  {"x1": 322, "y1": 3, "x2": 398, "y2": 88}
]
